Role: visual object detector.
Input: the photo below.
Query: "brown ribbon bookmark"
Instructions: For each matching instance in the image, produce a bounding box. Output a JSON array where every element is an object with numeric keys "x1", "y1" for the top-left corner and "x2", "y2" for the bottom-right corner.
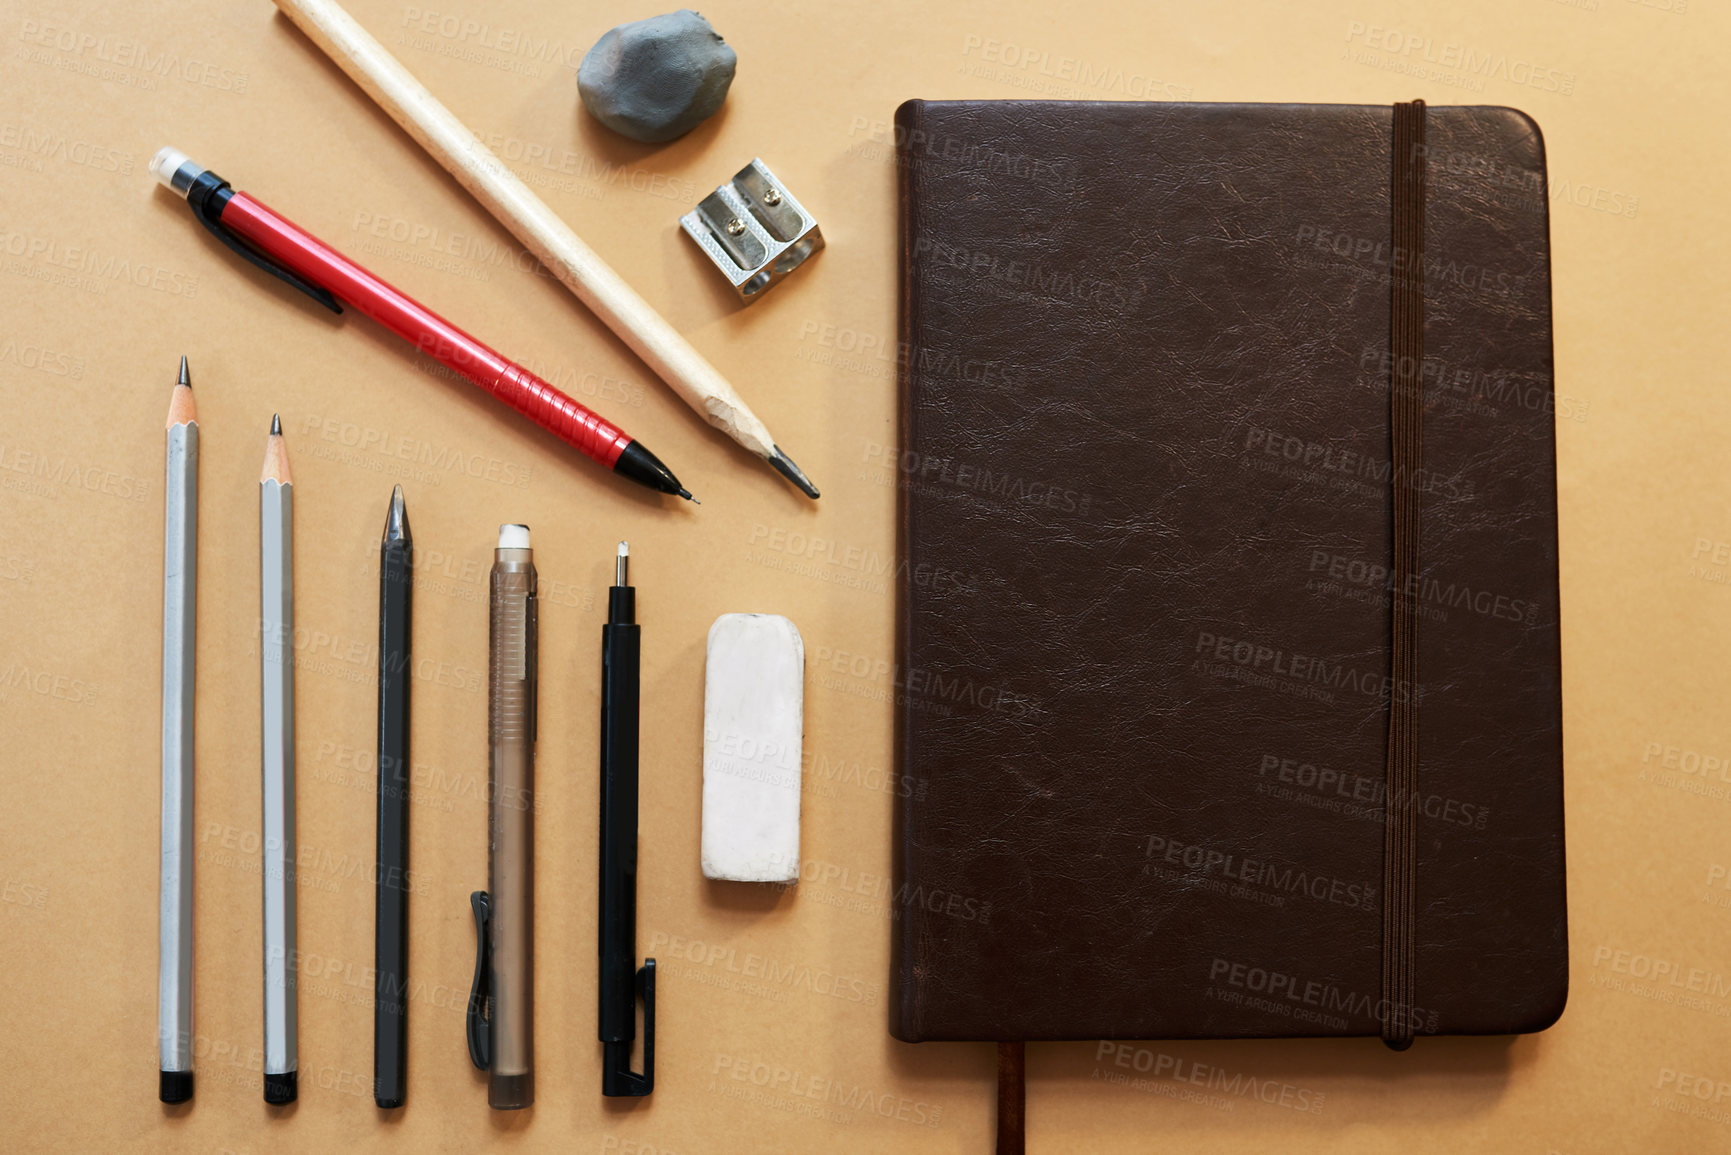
[
  {"x1": 1381, "y1": 98, "x2": 1427, "y2": 1053},
  {"x1": 996, "y1": 1041, "x2": 1026, "y2": 1154}
]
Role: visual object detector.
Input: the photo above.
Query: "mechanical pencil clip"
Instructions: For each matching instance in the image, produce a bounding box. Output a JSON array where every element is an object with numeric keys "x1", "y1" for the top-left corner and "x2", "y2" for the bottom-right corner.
[
  {"x1": 148, "y1": 148, "x2": 695, "y2": 503},
  {"x1": 600, "y1": 541, "x2": 654, "y2": 1096}
]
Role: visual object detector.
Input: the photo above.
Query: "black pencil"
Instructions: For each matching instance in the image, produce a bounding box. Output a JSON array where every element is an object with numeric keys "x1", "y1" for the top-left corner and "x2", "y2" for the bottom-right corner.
[
  {"x1": 599, "y1": 541, "x2": 654, "y2": 1096},
  {"x1": 374, "y1": 485, "x2": 412, "y2": 1108}
]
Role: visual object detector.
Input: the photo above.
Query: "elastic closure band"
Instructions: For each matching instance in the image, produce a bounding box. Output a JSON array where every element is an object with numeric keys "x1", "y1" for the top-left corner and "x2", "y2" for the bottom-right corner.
[{"x1": 1381, "y1": 98, "x2": 1426, "y2": 1052}]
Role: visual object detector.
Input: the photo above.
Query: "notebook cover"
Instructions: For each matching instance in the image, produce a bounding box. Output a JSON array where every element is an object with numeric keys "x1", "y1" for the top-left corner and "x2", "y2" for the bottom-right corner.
[{"x1": 890, "y1": 100, "x2": 1566, "y2": 1043}]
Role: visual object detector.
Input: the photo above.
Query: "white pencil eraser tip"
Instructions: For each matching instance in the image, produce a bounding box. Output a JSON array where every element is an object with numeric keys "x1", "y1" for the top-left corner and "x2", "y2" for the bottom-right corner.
[
  {"x1": 702, "y1": 614, "x2": 805, "y2": 882},
  {"x1": 497, "y1": 523, "x2": 530, "y2": 550},
  {"x1": 149, "y1": 146, "x2": 192, "y2": 189}
]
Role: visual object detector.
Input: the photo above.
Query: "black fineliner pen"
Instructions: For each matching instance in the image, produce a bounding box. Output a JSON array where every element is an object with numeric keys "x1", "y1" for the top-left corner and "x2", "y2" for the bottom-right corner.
[{"x1": 599, "y1": 541, "x2": 654, "y2": 1096}]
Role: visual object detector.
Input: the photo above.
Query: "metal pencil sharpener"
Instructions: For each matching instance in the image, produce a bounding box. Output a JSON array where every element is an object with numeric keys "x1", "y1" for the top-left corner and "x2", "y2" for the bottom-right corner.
[{"x1": 680, "y1": 159, "x2": 822, "y2": 303}]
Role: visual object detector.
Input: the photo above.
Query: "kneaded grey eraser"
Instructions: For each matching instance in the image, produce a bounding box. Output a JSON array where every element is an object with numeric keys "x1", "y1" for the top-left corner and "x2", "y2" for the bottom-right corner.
[
  {"x1": 702, "y1": 614, "x2": 803, "y2": 882},
  {"x1": 578, "y1": 10, "x2": 737, "y2": 144}
]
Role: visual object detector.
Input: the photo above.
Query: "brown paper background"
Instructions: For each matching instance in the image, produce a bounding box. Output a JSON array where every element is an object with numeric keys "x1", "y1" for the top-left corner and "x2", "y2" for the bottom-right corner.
[{"x1": 0, "y1": 0, "x2": 1720, "y2": 1151}]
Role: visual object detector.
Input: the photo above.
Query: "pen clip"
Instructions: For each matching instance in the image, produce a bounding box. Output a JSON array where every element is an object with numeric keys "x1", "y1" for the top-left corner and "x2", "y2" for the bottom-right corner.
[
  {"x1": 636, "y1": 959, "x2": 656, "y2": 1092},
  {"x1": 185, "y1": 171, "x2": 343, "y2": 315},
  {"x1": 603, "y1": 959, "x2": 655, "y2": 1096},
  {"x1": 525, "y1": 592, "x2": 538, "y2": 744},
  {"x1": 465, "y1": 890, "x2": 492, "y2": 1070}
]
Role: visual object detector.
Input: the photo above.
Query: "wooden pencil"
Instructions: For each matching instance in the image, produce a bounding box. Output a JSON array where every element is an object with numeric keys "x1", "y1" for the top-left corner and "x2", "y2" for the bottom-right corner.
[{"x1": 271, "y1": 0, "x2": 820, "y2": 498}]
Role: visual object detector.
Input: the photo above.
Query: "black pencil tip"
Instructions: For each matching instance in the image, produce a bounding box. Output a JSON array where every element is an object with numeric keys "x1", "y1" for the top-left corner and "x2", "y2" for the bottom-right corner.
[
  {"x1": 385, "y1": 484, "x2": 410, "y2": 542},
  {"x1": 270, "y1": 413, "x2": 282, "y2": 436},
  {"x1": 767, "y1": 446, "x2": 820, "y2": 498},
  {"x1": 177, "y1": 355, "x2": 190, "y2": 389}
]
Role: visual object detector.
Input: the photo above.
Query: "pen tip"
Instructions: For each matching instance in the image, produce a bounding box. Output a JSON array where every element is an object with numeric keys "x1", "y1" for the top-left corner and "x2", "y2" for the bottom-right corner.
[
  {"x1": 270, "y1": 413, "x2": 282, "y2": 436},
  {"x1": 177, "y1": 355, "x2": 190, "y2": 389},
  {"x1": 678, "y1": 488, "x2": 700, "y2": 504},
  {"x1": 767, "y1": 447, "x2": 820, "y2": 499}
]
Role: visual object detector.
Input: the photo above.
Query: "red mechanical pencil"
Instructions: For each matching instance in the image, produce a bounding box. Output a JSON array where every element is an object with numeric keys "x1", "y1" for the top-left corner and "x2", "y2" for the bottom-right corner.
[{"x1": 150, "y1": 146, "x2": 694, "y2": 502}]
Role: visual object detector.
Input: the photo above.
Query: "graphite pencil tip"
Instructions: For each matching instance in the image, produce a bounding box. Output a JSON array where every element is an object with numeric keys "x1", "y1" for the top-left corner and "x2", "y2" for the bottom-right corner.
[
  {"x1": 678, "y1": 488, "x2": 700, "y2": 504},
  {"x1": 385, "y1": 484, "x2": 410, "y2": 543},
  {"x1": 166, "y1": 358, "x2": 197, "y2": 428},
  {"x1": 261, "y1": 416, "x2": 292, "y2": 485},
  {"x1": 767, "y1": 447, "x2": 820, "y2": 499}
]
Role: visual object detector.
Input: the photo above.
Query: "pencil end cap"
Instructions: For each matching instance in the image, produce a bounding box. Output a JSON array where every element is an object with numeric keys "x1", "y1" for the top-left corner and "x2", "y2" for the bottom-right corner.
[
  {"x1": 264, "y1": 1071, "x2": 297, "y2": 1104},
  {"x1": 487, "y1": 1071, "x2": 533, "y2": 1110},
  {"x1": 149, "y1": 146, "x2": 204, "y2": 197},
  {"x1": 159, "y1": 1070, "x2": 193, "y2": 1104}
]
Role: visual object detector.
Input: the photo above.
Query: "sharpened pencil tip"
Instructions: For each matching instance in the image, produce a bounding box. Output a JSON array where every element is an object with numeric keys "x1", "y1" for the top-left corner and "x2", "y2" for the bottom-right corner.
[
  {"x1": 261, "y1": 416, "x2": 292, "y2": 485},
  {"x1": 384, "y1": 484, "x2": 410, "y2": 543},
  {"x1": 166, "y1": 361, "x2": 197, "y2": 427},
  {"x1": 767, "y1": 447, "x2": 820, "y2": 499}
]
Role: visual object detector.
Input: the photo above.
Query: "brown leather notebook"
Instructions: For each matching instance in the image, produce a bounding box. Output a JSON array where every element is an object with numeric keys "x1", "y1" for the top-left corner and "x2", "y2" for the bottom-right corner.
[{"x1": 891, "y1": 99, "x2": 1566, "y2": 1047}]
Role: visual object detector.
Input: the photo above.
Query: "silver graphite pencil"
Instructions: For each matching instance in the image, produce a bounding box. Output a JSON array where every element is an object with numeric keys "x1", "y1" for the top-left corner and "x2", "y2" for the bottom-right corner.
[
  {"x1": 260, "y1": 414, "x2": 298, "y2": 1105},
  {"x1": 159, "y1": 356, "x2": 197, "y2": 1104}
]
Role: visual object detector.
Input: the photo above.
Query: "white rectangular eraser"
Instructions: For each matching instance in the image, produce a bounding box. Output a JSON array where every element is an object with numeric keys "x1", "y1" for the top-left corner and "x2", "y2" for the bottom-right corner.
[{"x1": 703, "y1": 613, "x2": 805, "y2": 882}]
